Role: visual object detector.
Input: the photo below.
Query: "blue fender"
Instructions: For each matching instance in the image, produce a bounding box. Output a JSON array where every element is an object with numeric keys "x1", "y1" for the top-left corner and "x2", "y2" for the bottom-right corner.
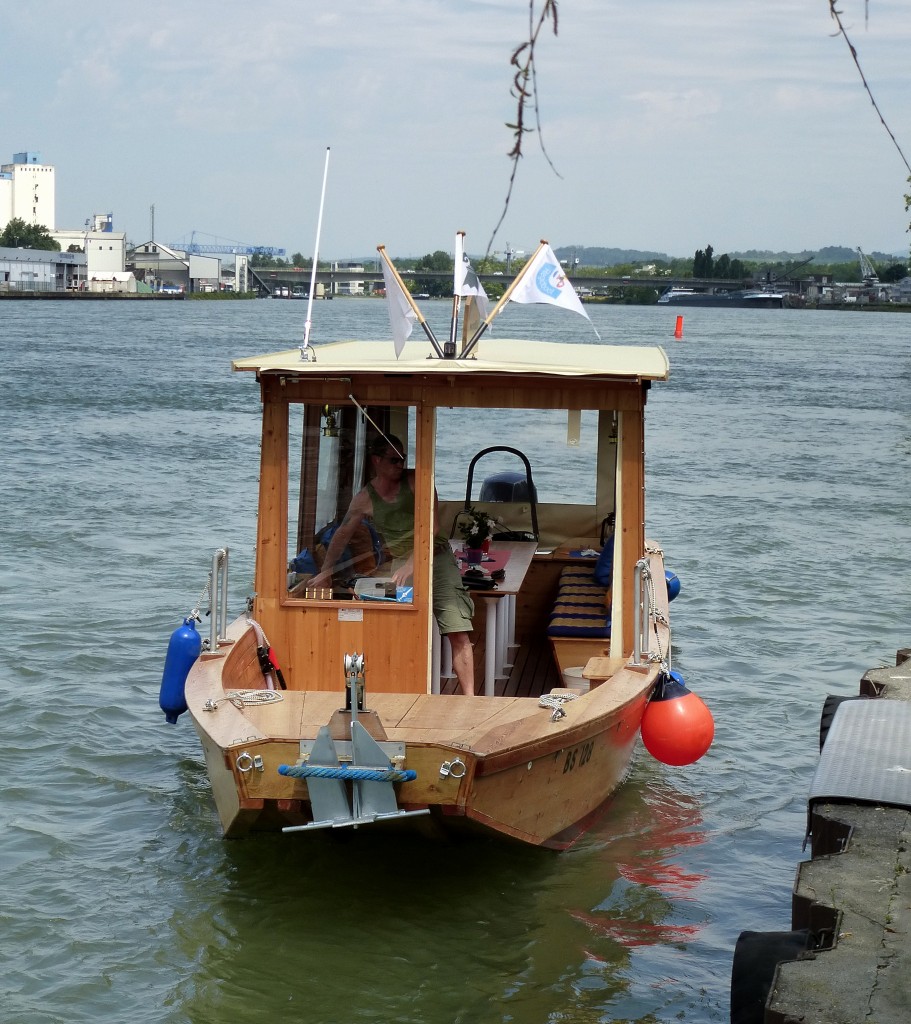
[
  {"x1": 665, "y1": 569, "x2": 681, "y2": 602},
  {"x1": 159, "y1": 616, "x2": 201, "y2": 724}
]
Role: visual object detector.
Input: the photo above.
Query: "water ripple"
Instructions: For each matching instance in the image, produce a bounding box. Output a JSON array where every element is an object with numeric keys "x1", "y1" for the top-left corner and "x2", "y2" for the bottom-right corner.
[{"x1": 0, "y1": 301, "x2": 908, "y2": 1023}]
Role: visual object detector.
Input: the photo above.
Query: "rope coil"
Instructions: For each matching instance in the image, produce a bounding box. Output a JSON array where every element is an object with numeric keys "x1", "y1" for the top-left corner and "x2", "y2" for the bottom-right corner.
[
  {"x1": 203, "y1": 690, "x2": 285, "y2": 712},
  {"x1": 539, "y1": 692, "x2": 578, "y2": 721},
  {"x1": 229, "y1": 689, "x2": 284, "y2": 707}
]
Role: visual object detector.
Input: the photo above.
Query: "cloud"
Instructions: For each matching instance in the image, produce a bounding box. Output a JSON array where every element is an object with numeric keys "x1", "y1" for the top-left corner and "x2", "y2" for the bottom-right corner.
[
  {"x1": 3, "y1": 0, "x2": 909, "y2": 256},
  {"x1": 627, "y1": 88, "x2": 722, "y2": 123}
]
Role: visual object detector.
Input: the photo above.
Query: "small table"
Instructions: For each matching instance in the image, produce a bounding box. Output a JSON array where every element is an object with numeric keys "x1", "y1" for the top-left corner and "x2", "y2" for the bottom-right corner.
[{"x1": 450, "y1": 540, "x2": 537, "y2": 696}]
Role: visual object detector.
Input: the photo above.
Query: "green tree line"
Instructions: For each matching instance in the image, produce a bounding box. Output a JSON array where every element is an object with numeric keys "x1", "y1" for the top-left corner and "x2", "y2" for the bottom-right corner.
[
  {"x1": 0, "y1": 218, "x2": 60, "y2": 250},
  {"x1": 252, "y1": 244, "x2": 906, "y2": 292}
]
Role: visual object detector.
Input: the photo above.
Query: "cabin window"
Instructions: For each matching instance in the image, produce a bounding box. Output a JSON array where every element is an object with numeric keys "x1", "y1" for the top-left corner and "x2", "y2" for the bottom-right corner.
[
  {"x1": 434, "y1": 407, "x2": 614, "y2": 548},
  {"x1": 286, "y1": 402, "x2": 419, "y2": 602},
  {"x1": 435, "y1": 407, "x2": 601, "y2": 504}
]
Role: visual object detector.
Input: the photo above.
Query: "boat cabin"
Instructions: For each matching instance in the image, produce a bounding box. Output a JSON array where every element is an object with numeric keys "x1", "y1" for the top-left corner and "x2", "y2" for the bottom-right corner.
[{"x1": 233, "y1": 338, "x2": 669, "y2": 698}]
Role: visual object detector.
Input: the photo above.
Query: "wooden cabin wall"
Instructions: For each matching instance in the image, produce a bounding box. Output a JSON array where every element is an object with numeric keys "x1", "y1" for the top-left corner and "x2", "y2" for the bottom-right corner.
[
  {"x1": 596, "y1": 411, "x2": 618, "y2": 526},
  {"x1": 412, "y1": 405, "x2": 436, "y2": 686},
  {"x1": 251, "y1": 380, "x2": 434, "y2": 695},
  {"x1": 254, "y1": 398, "x2": 288, "y2": 604},
  {"x1": 513, "y1": 559, "x2": 565, "y2": 641},
  {"x1": 271, "y1": 376, "x2": 643, "y2": 415},
  {"x1": 270, "y1": 604, "x2": 429, "y2": 694},
  {"x1": 613, "y1": 393, "x2": 646, "y2": 659},
  {"x1": 250, "y1": 374, "x2": 647, "y2": 692}
]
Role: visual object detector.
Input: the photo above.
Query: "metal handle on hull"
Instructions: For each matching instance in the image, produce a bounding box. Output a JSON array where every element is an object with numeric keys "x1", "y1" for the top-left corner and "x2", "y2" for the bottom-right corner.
[{"x1": 209, "y1": 548, "x2": 229, "y2": 651}]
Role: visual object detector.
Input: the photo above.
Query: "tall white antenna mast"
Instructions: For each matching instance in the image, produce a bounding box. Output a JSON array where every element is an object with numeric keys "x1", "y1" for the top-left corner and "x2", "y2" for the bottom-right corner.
[{"x1": 301, "y1": 147, "x2": 331, "y2": 362}]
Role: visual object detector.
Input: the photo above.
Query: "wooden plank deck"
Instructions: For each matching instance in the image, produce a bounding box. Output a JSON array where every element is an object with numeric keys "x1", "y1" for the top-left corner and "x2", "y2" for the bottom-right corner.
[{"x1": 440, "y1": 632, "x2": 561, "y2": 698}]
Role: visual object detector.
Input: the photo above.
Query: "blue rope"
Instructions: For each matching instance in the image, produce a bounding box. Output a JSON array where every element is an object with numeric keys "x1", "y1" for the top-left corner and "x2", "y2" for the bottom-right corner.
[{"x1": 278, "y1": 764, "x2": 417, "y2": 783}]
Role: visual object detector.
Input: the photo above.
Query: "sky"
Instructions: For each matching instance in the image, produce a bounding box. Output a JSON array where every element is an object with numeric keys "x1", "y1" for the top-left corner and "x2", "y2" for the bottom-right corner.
[{"x1": 2, "y1": 0, "x2": 910, "y2": 261}]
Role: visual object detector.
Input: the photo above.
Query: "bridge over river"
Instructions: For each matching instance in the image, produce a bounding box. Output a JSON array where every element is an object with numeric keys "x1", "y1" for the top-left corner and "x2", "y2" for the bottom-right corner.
[{"x1": 250, "y1": 265, "x2": 751, "y2": 297}]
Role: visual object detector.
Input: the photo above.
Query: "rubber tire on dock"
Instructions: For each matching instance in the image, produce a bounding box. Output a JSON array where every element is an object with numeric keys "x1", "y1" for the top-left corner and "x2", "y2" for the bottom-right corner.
[
  {"x1": 730, "y1": 929, "x2": 815, "y2": 1024},
  {"x1": 818, "y1": 694, "x2": 868, "y2": 751}
]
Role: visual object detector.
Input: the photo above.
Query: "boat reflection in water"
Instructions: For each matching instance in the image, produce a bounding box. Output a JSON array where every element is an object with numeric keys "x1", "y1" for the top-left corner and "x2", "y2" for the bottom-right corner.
[
  {"x1": 164, "y1": 764, "x2": 707, "y2": 1023},
  {"x1": 569, "y1": 774, "x2": 708, "y2": 951}
]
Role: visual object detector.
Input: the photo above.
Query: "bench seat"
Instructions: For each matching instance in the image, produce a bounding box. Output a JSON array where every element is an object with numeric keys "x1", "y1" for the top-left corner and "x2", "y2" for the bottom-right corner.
[{"x1": 547, "y1": 564, "x2": 611, "y2": 640}]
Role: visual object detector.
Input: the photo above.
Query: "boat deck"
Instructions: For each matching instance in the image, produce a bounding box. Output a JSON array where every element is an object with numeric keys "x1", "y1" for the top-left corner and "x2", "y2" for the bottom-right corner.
[
  {"x1": 211, "y1": 632, "x2": 571, "y2": 753},
  {"x1": 440, "y1": 632, "x2": 562, "y2": 697}
]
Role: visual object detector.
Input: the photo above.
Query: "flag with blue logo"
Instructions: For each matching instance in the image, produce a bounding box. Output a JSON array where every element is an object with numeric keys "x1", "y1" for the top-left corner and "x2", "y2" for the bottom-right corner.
[{"x1": 509, "y1": 243, "x2": 592, "y2": 323}]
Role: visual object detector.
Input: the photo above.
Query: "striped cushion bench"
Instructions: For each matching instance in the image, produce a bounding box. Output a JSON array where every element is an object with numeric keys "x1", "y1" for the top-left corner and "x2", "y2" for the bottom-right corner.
[{"x1": 547, "y1": 564, "x2": 611, "y2": 639}]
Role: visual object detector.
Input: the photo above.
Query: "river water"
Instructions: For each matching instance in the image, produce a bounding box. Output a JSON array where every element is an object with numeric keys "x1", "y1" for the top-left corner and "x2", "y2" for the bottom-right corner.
[{"x1": 1, "y1": 297, "x2": 909, "y2": 1023}]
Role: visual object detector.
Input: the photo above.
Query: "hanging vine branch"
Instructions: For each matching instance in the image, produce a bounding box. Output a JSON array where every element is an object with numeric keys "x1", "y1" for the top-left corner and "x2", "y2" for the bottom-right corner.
[
  {"x1": 486, "y1": 0, "x2": 560, "y2": 257},
  {"x1": 905, "y1": 181, "x2": 911, "y2": 249},
  {"x1": 488, "y1": 3, "x2": 910, "y2": 255},
  {"x1": 828, "y1": 1, "x2": 911, "y2": 175}
]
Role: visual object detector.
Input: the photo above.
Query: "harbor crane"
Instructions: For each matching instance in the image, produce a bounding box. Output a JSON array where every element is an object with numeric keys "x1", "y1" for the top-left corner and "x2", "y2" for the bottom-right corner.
[
  {"x1": 168, "y1": 230, "x2": 285, "y2": 257},
  {"x1": 857, "y1": 247, "x2": 879, "y2": 284},
  {"x1": 761, "y1": 254, "x2": 815, "y2": 287}
]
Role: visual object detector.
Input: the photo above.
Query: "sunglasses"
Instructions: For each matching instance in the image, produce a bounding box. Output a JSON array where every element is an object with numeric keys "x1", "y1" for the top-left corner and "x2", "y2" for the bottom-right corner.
[{"x1": 382, "y1": 454, "x2": 405, "y2": 466}]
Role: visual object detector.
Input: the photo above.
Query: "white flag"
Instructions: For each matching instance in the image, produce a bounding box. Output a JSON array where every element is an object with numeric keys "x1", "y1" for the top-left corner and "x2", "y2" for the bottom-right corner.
[
  {"x1": 381, "y1": 258, "x2": 415, "y2": 358},
  {"x1": 509, "y1": 243, "x2": 592, "y2": 324},
  {"x1": 453, "y1": 234, "x2": 490, "y2": 321}
]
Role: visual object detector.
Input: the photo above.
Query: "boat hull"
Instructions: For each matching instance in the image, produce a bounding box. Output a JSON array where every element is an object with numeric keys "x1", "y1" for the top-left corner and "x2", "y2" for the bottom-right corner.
[
  {"x1": 658, "y1": 289, "x2": 784, "y2": 308},
  {"x1": 452, "y1": 692, "x2": 649, "y2": 849},
  {"x1": 184, "y1": 620, "x2": 657, "y2": 849}
]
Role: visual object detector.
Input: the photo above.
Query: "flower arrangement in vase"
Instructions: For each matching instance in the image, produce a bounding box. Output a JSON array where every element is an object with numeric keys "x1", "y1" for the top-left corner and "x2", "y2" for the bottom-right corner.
[{"x1": 458, "y1": 506, "x2": 497, "y2": 563}]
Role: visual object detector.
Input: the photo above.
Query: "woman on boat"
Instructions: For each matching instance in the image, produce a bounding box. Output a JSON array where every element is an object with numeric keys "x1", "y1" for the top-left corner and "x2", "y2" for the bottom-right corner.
[{"x1": 309, "y1": 435, "x2": 477, "y2": 695}]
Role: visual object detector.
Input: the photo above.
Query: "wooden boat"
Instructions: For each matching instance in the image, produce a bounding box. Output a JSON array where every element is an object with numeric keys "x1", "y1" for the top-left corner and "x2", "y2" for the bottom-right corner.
[
  {"x1": 162, "y1": 232, "x2": 706, "y2": 848},
  {"x1": 170, "y1": 331, "x2": 682, "y2": 850}
]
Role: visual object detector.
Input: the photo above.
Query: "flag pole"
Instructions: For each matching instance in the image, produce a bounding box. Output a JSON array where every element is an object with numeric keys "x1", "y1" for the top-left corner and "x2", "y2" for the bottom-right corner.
[
  {"x1": 458, "y1": 238, "x2": 549, "y2": 359},
  {"x1": 446, "y1": 231, "x2": 466, "y2": 359},
  {"x1": 301, "y1": 146, "x2": 330, "y2": 362},
  {"x1": 377, "y1": 245, "x2": 445, "y2": 358}
]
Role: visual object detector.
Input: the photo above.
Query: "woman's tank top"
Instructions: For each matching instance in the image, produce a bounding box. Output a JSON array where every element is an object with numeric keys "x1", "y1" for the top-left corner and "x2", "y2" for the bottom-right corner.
[
  {"x1": 365, "y1": 478, "x2": 448, "y2": 558},
  {"x1": 365, "y1": 479, "x2": 414, "y2": 558}
]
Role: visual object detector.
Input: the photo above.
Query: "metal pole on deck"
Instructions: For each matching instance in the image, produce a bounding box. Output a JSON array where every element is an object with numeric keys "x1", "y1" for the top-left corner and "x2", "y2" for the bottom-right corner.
[{"x1": 301, "y1": 147, "x2": 330, "y2": 361}]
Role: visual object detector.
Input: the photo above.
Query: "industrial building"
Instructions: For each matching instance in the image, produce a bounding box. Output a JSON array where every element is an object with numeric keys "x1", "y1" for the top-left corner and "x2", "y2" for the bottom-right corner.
[
  {"x1": 0, "y1": 151, "x2": 55, "y2": 229},
  {"x1": 0, "y1": 246, "x2": 86, "y2": 292},
  {"x1": 1, "y1": 150, "x2": 127, "y2": 285},
  {"x1": 54, "y1": 213, "x2": 127, "y2": 276}
]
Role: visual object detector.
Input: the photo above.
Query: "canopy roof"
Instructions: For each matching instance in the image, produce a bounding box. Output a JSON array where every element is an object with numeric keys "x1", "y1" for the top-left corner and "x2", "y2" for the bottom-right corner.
[{"x1": 233, "y1": 338, "x2": 669, "y2": 383}]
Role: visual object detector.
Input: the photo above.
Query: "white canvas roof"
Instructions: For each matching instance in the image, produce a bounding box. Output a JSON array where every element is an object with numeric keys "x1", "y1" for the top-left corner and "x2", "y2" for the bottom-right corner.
[{"x1": 233, "y1": 338, "x2": 669, "y2": 382}]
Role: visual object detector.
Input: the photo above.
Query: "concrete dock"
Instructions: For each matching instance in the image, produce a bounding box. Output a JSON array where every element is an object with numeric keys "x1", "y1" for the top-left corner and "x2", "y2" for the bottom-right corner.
[{"x1": 731, "y1": 648, "x2": 911, "y2": 1023}]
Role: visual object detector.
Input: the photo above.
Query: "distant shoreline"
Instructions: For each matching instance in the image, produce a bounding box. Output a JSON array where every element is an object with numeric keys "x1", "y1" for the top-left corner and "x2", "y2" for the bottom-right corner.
[
  {"x1": 0, "y1": 291, "x2": 186, "y2": 301},
  {"x1": 1, "y1": 290, "x2": 907, "y2": 312}
]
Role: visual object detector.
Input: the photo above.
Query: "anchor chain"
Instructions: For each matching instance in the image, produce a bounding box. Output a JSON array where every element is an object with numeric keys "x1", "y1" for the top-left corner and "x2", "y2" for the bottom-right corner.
[{"x1": 190, "y1": 576, "x2": 210, "y2": 622}]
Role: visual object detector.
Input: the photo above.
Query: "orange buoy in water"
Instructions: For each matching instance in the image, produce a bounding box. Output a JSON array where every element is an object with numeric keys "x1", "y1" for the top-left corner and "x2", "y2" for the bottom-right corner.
[
  {"x1": 674, "y1": 315, "x2": 684, "y2": 340},
  {"x1": 641, "y1": 670, "x2": 713, "y2": 766}
]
